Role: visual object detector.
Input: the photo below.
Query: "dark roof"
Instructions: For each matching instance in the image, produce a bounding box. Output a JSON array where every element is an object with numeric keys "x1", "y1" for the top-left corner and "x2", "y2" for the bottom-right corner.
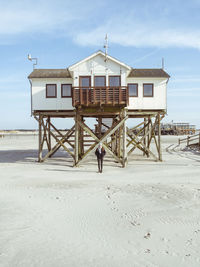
[
  {"x1": 28, "y1": 69, "x2": 71, "y2": 78},
  {"x1": 128, "y1": 68, "x2": 170, "y2": 78}
]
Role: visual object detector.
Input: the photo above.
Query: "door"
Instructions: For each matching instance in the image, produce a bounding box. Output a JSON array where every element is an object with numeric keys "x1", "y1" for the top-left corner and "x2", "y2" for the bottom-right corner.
[
  {"x1": 94, "y1": 76, "x2": 106, "y2": 103},
  {"x1": 109, "y1": 76, "x2": 121, "y2": 102},
  {"x1": 79, "y1": 76, "x2": 91, "y2": 105}
]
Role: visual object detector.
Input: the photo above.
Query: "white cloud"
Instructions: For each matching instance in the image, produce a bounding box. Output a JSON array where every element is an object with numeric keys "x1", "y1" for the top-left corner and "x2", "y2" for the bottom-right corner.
[
  {"x1": 0, "y1": 0, "x2": 200, "y2": 51},
  {"x1": 0, "y1": 0, "x2": 102, "y2": 39},
  {"x1": 74, "y1": 16, "x2": 200, "y2": 50}
]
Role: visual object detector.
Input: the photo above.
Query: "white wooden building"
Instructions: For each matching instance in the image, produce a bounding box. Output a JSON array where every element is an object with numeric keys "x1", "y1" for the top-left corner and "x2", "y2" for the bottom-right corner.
[
  {"x1": 28, "y1": 50, "x2": 169, "y2": 113},
  {"x1": 28, "y1": 51, "x2": 170, "y2": 167}
]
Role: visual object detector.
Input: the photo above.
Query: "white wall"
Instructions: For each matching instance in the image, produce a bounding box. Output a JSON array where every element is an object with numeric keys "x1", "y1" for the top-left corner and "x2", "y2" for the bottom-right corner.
[
  {"x1": 71, "y1": 54, "x2": 128, "y2": 87},
  {"x1": 31, "y1": 78, "x2": 74, "y2": 111},
  {"x1": 127, "y1": 78, "x2": 167, "y2": 110}
]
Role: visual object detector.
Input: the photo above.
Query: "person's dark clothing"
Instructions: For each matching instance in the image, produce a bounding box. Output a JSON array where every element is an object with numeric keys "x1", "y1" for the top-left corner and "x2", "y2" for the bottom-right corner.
[{"x1": 95, "y1": 148, "x2": 106, "y2": 173}]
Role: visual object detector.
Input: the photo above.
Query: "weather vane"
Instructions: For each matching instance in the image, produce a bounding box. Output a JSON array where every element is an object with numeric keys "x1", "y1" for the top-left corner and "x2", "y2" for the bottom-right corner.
[{"x1": 28, "y1": 54, "x2": 38, "y2": 69}]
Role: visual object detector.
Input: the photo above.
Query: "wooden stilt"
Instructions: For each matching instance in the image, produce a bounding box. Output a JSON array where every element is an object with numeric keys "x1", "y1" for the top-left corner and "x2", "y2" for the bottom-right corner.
[
  {"x1": 122, "y1": 109, "x2": 127, "y2": 167},
  {"x1": 98, "y1": 116, "x2": 102, "y2": 139},
  {"x1": 127, "y1": 116, "x2": 158, "y2": 160},
  {"x1": 80, "y1": 116, "x2": 84, "y2": 157},
  {"x1": 75, "y1": 111, "x2": 79, "y2": 165},
  {"x1": 34, "y1": 109, "x2": 165, "y2": 167},
  {"x1": 117, "y1": 124, "x2": 121, "y2": 158},
  {"x1": 147, "y1": 116, "x2": 151, "y2": 157},
  {"x1": 47, "y1": 116, "x2": 51, "y2": 152},
  {"x1": 75, "y1": 115, "x2": 128, "y2": 166},
  {"x1": 143, "y1": 118, "x2": 147, "y2": 156},
  {"x1": 38, "y1": 114, "x2": 42, "y2": 162},
  {"x1": 111, "y1": 118, "x2": 115, "y2": 153},
  {"x1": 158, "y1": 113, "x2": 162, "y2": 161},
  {"x1": 41, "y1": 125, "x2": 75, "y2": 162}
]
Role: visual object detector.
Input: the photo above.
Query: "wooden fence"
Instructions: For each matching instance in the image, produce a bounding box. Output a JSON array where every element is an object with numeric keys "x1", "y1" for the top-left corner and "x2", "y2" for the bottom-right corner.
[
  {"x1": 72, "y1": 86, "x2": 129, "y2": 106},
  {"x1": 178, "y1": 133, "x2": 200, "y2": 147}
]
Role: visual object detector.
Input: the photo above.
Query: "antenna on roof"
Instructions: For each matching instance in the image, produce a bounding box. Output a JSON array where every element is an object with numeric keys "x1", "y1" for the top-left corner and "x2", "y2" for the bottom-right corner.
[
  {"x1": 104, "y1": 34, "x2": 108, "y2": 62},
  {"x1": 28, "y1": 54, "x2": 38, "y2": 69},
  {"x1": 162, "y1": 57, "x2": 164, "y2": 69}
]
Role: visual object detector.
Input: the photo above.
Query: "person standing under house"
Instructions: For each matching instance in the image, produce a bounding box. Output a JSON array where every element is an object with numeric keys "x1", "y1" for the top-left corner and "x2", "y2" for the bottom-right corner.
[{"x1": 95, "y1": 143, "x2": 106, "y2": 173}]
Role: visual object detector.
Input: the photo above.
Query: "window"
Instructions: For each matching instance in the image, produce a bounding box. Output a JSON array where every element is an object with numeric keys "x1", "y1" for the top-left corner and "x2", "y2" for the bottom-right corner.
[
  {"x1": 61, "y1": 84, "x2": 72, "y2": 97},
  {"x1": 80, "y1": 76, "x2": 91, "y2": 89},
  {"x1": 46, "y1": 84, "x2": 57, "y2": 98},
  {"x1": 94, "y1": 76, "x2": 106, "y2": 87},
  {"x1": 143, "y1": 84, "x2": 154, "y2": 97},
  {"x1": 128, "y1": 84, "x2": 138, "y2": 97},
  {"x1": 109, "y1": 76, "x2": 121, "y2": 87}
]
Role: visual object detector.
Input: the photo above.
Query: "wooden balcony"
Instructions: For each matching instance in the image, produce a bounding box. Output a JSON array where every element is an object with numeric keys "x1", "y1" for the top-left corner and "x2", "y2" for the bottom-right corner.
[{"x1": 72, "y1": 86, "x2": 129, "y2": 107}]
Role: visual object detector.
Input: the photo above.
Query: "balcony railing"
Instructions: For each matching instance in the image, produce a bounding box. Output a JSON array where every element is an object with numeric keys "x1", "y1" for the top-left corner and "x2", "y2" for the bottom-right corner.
[{"x1": 72, "y1": 86, "x2": 129, "y2": 107}]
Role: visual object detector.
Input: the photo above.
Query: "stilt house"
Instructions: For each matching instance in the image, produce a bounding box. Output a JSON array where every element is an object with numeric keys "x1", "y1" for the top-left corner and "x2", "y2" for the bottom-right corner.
[{"x1": 28, "y1": 50, "x2": 170, "y2": 167}]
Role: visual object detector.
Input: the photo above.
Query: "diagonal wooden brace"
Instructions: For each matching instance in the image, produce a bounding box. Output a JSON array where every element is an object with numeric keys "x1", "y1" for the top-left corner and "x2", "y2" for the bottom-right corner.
[
  {"x1": 41, "y1": 126, "x2": 75, "y2": 162},
  {"x1": 75, "y1": 116, "x2": 128, "y2": 166},
  {"x1": 127, "y1": 118, "x2": 158, "y2": 160}
]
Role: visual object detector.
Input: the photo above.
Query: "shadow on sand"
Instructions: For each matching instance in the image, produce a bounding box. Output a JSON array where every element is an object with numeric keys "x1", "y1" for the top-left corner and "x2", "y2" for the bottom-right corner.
[
  {"x1": 0, "y1": 149, "x2": 73, "y2": 166},
  {"x1": 0, "y1": 148, "x2": 124, "y2": 170}
]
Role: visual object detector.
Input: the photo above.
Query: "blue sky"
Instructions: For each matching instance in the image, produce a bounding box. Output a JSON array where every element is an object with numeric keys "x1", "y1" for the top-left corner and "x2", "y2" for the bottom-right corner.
[{"x1": 0, "y1": 0, "x2": 200, "y2": 129}]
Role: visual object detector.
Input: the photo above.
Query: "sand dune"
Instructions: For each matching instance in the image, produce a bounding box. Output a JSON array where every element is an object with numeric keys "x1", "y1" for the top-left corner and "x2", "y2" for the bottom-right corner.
[{"x1": 0, "y1": 135, "x2": 200, "y2": 267}]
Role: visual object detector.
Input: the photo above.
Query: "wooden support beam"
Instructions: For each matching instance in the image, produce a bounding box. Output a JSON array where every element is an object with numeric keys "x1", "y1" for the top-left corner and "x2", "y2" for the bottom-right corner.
[
  {"x1": 127, "y1": 118, "x2": 158, "y2": 160},
  {"x1": 42, "y1": 122, "x2": 74, "y2": 159},
  {"x1": 47, "y1": 116, "x2": 51, "y2": 152},
  {"x1": 41, "y1": 126, "x2": 75, "y2": 161},
  {"x1": 75, "y1": 111, "x2": 79, "y2": 165},
  {"x1": 150, "y1": 119, "x2": 159, "y2": 154},
  {"x1": 148, "y1": 116, "x2": 158, "y2": 147},
  {"x1": 158, "y1": 113, "x2": 162, "y2": 161},
  {"x1": 79, "y1": 115, "x2": 84, "y2": 158},
  {"x1": 143, "y1": 118, "x2": 147, "y2": 156},
  {"x1": 127, "y1": 120, "x2": 151, "y2": 149},
  {"x1": 117, "y1": 124, "x2": 122, "y2": 158},
  {"x1": 128, "y1": 120, "x2": 145, "y2": 132},
  {"x1": 98, "y1": 116, "x2": 102, "y2": 139},
  {"x1": 147, "y1": 116, "x2": 151, "y2": 157},
  {"x1": 122, "y1": 109, "x2": 127, "y2": 167},
  {"x1": 41, "y1": 118, "x2": 50, "y2": 152},
  {"x1": 49, "y1": 121, "x2": 75, "y2": 149},
  {"x1": 38, "y1": 114, "x2": 42, "y2": 162},
  {"x1": 75, "y1": 115, "x2": 128, "y2": 166},
  {"x1": 34, "y1": 111, "x2": 165, "y2": 167}
]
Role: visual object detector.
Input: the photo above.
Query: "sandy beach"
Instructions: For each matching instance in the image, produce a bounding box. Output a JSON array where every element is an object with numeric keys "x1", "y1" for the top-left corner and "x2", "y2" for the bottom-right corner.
[{"x1": 0, "y1": 134, "x2": 200, "y2": 267}]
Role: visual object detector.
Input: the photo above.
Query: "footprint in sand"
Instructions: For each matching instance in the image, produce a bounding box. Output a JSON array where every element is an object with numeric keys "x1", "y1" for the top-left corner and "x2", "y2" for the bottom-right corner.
[{"x1": 144, "y1": 232, "x2": 151, "y2": 239}]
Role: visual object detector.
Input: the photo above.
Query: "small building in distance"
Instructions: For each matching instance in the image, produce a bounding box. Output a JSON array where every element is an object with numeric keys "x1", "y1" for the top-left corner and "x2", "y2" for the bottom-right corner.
[{"x1": 161, "y1": 122, "x2": 196, "y2": 135}]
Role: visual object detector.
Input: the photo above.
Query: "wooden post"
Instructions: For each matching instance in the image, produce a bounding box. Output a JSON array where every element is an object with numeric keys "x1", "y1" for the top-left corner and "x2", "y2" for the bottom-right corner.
[
  {"x1": 98, "y1": 116, "x2": 102, "y2": 139},
  {"x1": 75, "y1": 111, "x2": 79, "y2": 165},
  {"x1": 143, "y1": 118, "x2": 147, "y2": 156},
  {"x1": 199, "y1": 133, "x2": 200, "y2": 148},
  {"x1": 47, "y1": 116, "x2": 51, "y2": 152},
  {"x1": 79, "y1": 115, "x2": 84, "y2": 158},
  {"x1": 122, "y1": 109, "x2": 127, "y2": 167},
  {"x1": 147, "y1": 116, "x2": 151, "y2": 157},
  {"x1": 187, "y1": 136, "x2": 189, "y2": 146},
  {"x1": 38, "y1": 114, "x2": 42, "y2": 162},
  {"x1": 117, "y1": 125, "x2": 121, "y2": 158},
  {"x1": 158, "y1": 113, "x2": 162, "y2": 161},
  {"x1": 111, "y1": 118, "x2": 115, "y2": 152}
]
